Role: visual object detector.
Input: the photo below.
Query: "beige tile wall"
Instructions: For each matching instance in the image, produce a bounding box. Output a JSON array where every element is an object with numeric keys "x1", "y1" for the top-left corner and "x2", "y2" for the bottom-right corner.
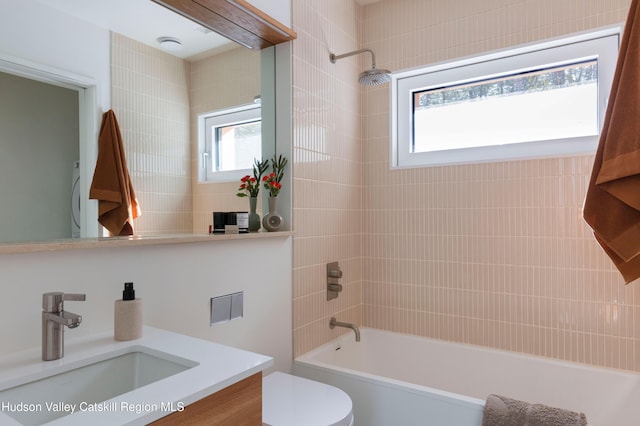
[
  {"x1": 293, "y1": 0, "x2": 640, "y2": 372},
  {"x1": 360, "y1": 0, "x2": 639, "y2": 371},
  {"x1": 111, "y1": 32, "x2": 192, "y2": 235},
  {"x1": 292, "y1": 0, "x2": 364, "y2": 356}
]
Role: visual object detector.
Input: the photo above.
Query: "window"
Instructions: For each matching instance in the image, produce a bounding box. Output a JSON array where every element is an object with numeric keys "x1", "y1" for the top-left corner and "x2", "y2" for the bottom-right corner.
[
  {"x1": 391, "y1": 28, "x2": 620, "y2": 168},
  {"x1": 200, "y1": 104, "x2": 261, "y2": 182}
]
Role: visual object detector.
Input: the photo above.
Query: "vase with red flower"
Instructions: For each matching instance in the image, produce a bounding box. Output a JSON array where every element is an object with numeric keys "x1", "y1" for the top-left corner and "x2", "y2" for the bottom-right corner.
[
  {"x1": 236, "y1": 159, "x2": 268, "y2": 232},
  {"x1": 261, "y1": 155, "x2": 287, "y2": 232}
]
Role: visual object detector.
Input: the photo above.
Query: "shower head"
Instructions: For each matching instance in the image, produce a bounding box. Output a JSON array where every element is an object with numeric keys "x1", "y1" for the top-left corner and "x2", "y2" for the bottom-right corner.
[
  {"x1": 329, "y1": 48, "x2": 392, "y2": 86},
  {"x1": 358, "y1": 67, "x2": 392, "y2": 86}
]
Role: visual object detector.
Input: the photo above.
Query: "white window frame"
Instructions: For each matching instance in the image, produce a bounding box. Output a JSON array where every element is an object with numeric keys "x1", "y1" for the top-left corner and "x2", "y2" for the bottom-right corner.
[
  {"x1": 198, "y1": 103, "x2": 261, "y2": 183},
  {"x1": 391, "y1": 27, "x2": 620, "y2": 169}
]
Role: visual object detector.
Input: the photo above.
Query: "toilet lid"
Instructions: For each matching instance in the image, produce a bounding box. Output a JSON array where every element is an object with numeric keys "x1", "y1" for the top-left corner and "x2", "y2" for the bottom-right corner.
[{"x1": 263, "y1": 372, "x2": 353, "y2": 426}]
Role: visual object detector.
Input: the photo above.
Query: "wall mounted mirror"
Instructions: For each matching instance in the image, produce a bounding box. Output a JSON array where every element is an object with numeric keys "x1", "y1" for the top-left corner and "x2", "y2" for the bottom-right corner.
[{"x1": 0, "y1": 0, "x2": 281, "y2": 245}]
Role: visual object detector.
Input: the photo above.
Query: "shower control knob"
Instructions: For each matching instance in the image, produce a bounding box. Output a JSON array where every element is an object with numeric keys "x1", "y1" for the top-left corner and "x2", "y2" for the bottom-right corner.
[{"x1": 328, "y1": 269, "x2": 343, "y2": 279}]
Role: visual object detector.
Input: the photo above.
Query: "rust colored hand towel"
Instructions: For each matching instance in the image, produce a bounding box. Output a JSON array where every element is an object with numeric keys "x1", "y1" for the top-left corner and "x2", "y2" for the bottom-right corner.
[
  {"x1": 89, "y1": 110, "x2": 140, "y2": 236},
  {"x1": 583, "y1": 0, "x2": 640, "y2": 283}
]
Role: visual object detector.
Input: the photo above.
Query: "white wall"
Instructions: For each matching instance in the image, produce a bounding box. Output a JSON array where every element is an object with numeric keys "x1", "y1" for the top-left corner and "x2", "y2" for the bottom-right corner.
[
  {"x1": 0, "y1": 237, "x2": 292, "y2": 372},
  {"x1": 0, "y1": 0, "x2": 293, "y2": 373},
  {"x1": 0, "y1": 0, "x2": 110, "y2": 110}
]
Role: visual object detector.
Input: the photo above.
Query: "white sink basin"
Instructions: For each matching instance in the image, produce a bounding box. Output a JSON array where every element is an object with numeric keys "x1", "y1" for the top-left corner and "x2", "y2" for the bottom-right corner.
[
  {"x1": 0, "y1": 346, "x2": 198, "y2": 426},
  {"x1": 0, "y1": 327, "x2": 272, "y2": 425}
]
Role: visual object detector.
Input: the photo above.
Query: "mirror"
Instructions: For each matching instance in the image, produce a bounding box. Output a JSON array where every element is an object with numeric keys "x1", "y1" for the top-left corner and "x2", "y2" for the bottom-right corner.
[
  {"x1": 0, "y1": 0, "x2": 274, "y2": 244},
  {"x1": 0, "y1": 72, "x2": 80, "y2": 243},
  {"x1": 110, "y1": 32, "x2": 265, "y2": 237}
]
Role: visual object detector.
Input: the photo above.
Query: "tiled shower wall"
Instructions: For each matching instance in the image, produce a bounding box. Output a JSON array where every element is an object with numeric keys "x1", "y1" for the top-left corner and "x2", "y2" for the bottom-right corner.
[
  {"x1": 292, "y1": 1, "x2": 364, "y2": 356},
  {"x1": 112, "y1": 35, "x2": 260, "y2": 235},
  {"x1": 111, "y1": 32, "x2": 192, "y2": 235},
  {"x1": 360, "y1": 0, "x2": 640, "y2": 371},
  {"x1": 292, "y1": 0, "x2": 640, "y2": 372}
]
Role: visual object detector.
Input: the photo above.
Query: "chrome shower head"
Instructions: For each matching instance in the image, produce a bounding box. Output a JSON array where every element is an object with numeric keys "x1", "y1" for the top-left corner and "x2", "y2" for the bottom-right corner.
[
  {"x1": 329, "y1": 48, "x2": 392, "y2": 86},
  {"x1": 359, "y1": 67, "x2": 392, "y2": 86}
]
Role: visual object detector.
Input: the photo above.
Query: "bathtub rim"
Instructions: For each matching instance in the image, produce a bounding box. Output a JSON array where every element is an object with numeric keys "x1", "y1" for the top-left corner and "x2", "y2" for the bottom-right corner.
[
  {"x1": 295, "y1": 327, "x2": 640, "y2": 401},
  {"x1": 297, "y1": 326, "x2": 640, "y2": 380},
  {"x1": 294, "y1": 328, "x2": 485, "y2": 411}
]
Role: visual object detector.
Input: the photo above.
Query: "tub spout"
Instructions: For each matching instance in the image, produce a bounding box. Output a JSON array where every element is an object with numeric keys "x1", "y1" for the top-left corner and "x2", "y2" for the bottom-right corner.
[{"x1": 330, "y1": 317, "x2": 360, "y2": 342}]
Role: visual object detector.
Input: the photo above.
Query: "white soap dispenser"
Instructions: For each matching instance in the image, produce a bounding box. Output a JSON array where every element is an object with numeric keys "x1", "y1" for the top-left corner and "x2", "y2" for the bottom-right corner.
[{"x1": 114, "y1": 282, "x2": 143, "y2": 341}]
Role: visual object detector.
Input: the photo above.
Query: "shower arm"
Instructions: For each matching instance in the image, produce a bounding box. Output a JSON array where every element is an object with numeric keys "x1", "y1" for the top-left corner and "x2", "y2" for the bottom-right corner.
[{"x1": 330, "y1": 48, "x2": 379, "y2": 69}]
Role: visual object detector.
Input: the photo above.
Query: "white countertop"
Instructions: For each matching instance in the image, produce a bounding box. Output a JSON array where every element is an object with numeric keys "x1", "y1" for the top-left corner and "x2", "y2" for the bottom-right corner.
[{"x1": 0, "y1": 326, "x2": 273, "y2": 425}]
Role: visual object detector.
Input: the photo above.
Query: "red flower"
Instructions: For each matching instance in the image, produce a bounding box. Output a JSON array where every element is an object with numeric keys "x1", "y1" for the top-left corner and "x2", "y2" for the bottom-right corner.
[
  {"x1": 238, "y1": 155, "x2": 287, "y2": 198},
  {"x1": 236, "y1": 159, "x2": 269, "y2": 198},
  {"x1": 263, "y1": 166, "x2": 285, "y2": 197}
]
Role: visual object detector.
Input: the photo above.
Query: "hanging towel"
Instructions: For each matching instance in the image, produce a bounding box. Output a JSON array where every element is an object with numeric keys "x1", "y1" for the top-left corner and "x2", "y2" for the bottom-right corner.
[
  {"x1": 481, "y1": 394, "x2": 587, "y2": 426},
  {"x1": 89, "y1": 109, "x2": 140, "y2": 236},
  {"x1": 583, "y1": 0, "x2": 640, "y2": 283}
]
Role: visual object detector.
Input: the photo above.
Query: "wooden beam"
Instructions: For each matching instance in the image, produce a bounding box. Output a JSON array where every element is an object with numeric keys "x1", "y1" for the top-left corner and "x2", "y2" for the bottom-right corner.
[{"x1": 151, "y1": 0, "x2": 296, "y2": 50}]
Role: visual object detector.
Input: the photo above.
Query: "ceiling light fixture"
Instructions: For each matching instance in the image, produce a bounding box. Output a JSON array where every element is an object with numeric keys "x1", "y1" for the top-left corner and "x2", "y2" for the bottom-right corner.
[{"x1": 157, "y1": 36, "x2": 183, "y2": 51}]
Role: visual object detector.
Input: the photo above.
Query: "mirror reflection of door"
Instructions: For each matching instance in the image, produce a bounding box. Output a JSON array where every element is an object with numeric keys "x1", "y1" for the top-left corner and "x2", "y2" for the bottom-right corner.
[{"x1": 0, "y1": 71, "x2": 79, "y2": 243}]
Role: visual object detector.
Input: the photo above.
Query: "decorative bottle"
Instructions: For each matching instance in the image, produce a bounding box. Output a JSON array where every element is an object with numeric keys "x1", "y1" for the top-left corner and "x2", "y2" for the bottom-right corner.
[{"x1": 114, "y1": 282, "x2": 143, "y2": 341}]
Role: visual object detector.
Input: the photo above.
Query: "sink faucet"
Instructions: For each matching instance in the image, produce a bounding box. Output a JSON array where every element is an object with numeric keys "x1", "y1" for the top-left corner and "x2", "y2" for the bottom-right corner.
[
  {"x1": 330, "y1": 317, "x2": 360, "y2": 342},
  {"x1": 42, "y1": 292, "x2": 86, "y2": 361}
]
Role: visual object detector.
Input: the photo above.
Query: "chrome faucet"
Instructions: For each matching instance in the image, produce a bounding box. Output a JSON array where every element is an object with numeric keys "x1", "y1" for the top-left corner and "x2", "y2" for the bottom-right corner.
[
  {"x1": 42, "y1": 292, "x2": 86, "y2": 361},
  {"x1": 330, "y1": 317, "x2": 360, "y2": 342}
]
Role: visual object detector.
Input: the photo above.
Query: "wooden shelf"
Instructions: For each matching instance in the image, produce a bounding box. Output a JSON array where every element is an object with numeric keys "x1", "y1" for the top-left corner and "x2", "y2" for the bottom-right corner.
[{"x1": 152, "y1": 0, "x2": 296, "y2": 50}]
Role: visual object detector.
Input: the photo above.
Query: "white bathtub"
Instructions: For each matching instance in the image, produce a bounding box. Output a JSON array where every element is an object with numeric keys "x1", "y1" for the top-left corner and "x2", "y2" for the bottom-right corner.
[{"x1": 293, "y1": 328, "x2": 640, "y2": 426}]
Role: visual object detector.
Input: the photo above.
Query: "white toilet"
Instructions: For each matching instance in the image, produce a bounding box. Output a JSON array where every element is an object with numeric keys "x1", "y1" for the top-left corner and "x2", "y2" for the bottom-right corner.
[{"x1": 263, "y1": 372, "x2": 354, "y2": 426}]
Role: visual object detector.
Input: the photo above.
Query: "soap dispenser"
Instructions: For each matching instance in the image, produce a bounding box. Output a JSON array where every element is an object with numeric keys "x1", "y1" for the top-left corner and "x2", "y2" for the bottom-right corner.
[{"x1": 114, "y1": 282, "x2": 143, "y2": 341}]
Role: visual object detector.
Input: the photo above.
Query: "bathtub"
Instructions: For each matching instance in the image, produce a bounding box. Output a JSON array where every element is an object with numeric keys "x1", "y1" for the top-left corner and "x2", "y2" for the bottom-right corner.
[{"x1": 293, "y1": 328, "x2": 640, "y2": 426}]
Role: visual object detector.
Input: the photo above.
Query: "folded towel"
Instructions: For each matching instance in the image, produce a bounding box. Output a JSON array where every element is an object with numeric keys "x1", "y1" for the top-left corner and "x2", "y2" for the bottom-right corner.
[
  {"x1": 583, "y1": 0, "x2": 640, "y2": 283},
  {"x1": 89, "y1": 110, "x2": 140, "y2": 236},
  {"x1": 481, "y1": 394, "x2": 587, "y2": 426}
]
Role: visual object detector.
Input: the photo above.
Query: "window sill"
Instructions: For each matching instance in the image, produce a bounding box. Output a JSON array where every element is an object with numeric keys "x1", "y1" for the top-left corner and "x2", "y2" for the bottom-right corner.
[{"x1": 0, "y1": 231, "x2": 294, "y2": 255}]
